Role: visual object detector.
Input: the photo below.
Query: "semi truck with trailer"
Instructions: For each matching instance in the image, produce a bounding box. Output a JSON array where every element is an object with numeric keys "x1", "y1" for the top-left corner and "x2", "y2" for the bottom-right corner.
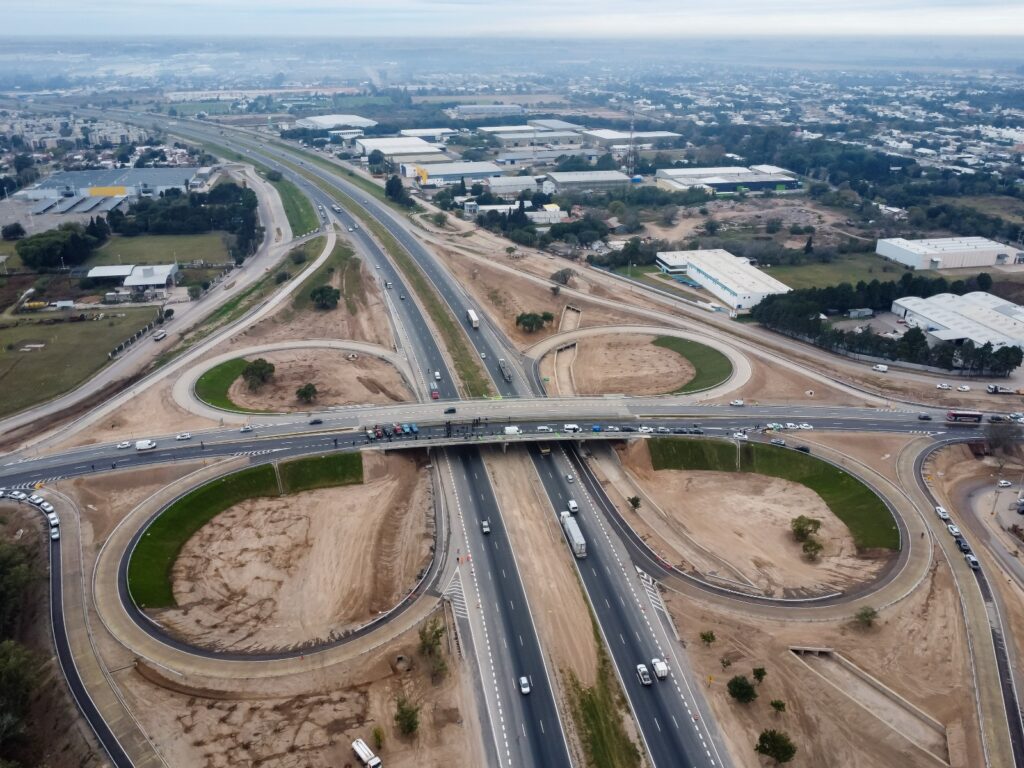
[
  {"x1": 560, "y1": 511, "x2": 587, "y2": 558},
  {"x1": 467, "y1": 309, "x2": 479, "y2": 329}
]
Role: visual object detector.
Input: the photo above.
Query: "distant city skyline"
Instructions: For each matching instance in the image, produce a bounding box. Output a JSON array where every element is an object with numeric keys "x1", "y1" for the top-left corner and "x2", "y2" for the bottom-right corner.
[{"x1": 6, "y1": 0, "x2": 1024, "y2": 38}]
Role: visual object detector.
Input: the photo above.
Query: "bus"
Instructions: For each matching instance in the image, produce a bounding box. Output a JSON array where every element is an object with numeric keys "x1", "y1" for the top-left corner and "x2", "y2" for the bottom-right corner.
[{"x1": 946, "y1": 410, "x2": 983, "y2": 424}]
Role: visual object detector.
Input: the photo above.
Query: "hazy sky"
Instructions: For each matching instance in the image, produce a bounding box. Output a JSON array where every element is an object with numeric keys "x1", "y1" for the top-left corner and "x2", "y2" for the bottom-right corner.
[{"x1": 7, "y1": 0, "x2": 1024, "y2": 37}]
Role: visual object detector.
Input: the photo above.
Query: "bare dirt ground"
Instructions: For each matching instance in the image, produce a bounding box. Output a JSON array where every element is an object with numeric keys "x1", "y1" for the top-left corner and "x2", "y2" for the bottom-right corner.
[
  {"x1": 611, "y1": 441, "x2": 884, "y2": 597},
  {"x1": 159, "y1": 452, "x2": 432, "y2": 652},
  {"x1": 645, "y1": 197, "x2": 849, "y2": 244},
  {"x1": 712, "y1": 353, "x2": 866, "y2": 407},
  {"x1": 433, "y1": 243, "x2": 643, "y2": 349},
  {"x1": 59, "y1": 375, "x2": 219, "y2": 449},
  {"x1": 0, "y1": 503, "x2": 105, "y2": 768},
  {"x1": 226, "y1": 348, "x2": 411, "y2": 411},
  {"x1": 115, "y1": 608, "x2": 479, "y2": 768},
  {"x1": 796, "y1": 431, "x2": 919, "y2": 486},
  {"x1": 566, "y1": 333, "x2": 695, "y2": 397},
  {"x1": 669, "y1": 554, "x2": 982, "y2": 767},
  {"x1": 483, "y1": 447, "x2": 643, "y2": 767}
]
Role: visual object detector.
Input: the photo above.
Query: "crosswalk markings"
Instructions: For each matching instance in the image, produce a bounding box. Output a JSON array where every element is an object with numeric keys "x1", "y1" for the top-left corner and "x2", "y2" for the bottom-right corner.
[
  {"x1": 444, "y1": 570, "x2": 470, "y2": 620},
  {"x1": 232, "y1": 449, "x2": 276, "y2": 457},
  {"x1": 636, "y1": 567, "x2": 669, "y2": 616},
  {"x1": 9, "y1": 477, "x2": 62, "y2": 489}
]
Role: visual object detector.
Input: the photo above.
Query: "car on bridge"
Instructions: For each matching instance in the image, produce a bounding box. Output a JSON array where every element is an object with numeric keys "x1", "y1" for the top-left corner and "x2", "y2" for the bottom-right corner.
[
  {"x1": 637, "y1": 426, "x2": 654, "y2": 434},
  {"x1": 537, "y1": 425, "x2": 553, "y2": 433}
]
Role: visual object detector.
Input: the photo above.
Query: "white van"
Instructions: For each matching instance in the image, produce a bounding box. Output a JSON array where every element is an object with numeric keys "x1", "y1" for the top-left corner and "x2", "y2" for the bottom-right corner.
[
  {"x1": 153, "y1": 330, "x2": 167, "y2": 341},
  {"x1": 872, "y1": 364, "x2": 889, "y2": 373},
  {"x1": 351, "y1": 738, "x2": 382, "y2": 768},
  {"x1": 567, "y1": 500, "x2": 579, "y2": 513},
  {"x1": 434, "y1": 371, "x2": 441, "y2": 381},
  {"x1": 563, "y1": 424, "x2": 581, "y2": 433}
]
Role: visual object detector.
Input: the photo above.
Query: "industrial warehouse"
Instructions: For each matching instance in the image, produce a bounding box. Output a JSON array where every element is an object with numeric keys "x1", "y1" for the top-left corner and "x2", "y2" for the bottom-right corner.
[
  {"x1": 876, "y1": 236, "x2": 1024, "y2": 270},
  {"x1": 655, "y1": 165, "x2": 801, "y2": 194},
  {"x1": 892, "y1": 291, "x2": 1024, "y2": 349},
  {"x1": 656, "y1": 248, "x2": 792, "y2": 309}
]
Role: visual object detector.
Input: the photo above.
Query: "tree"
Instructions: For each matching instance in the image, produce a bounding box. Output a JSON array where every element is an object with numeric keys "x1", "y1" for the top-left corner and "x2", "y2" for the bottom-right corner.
[
  {"x1": 727, "y1": 675, "x2": 758, "y2": 704},
  {"x1": 385, "y1": 175, "x2": 410, "y2": 206},
  {"x1": 291, "y1": 249, "x2": 308, "y2": 265},
  {"x1": 310, "y1": 284, "x2": 341, "y2": 310},
  {"x1": 790, "y1": 515, "x2": 822, "y2": 543},
  {"x1": 275, "y1": 270, "x2": 290, "y2": 284},
  {"x1": 699, "y1": 630, "x2": 716, "y2": 647},
  {"x1": 704, "y1": 218, "x2": 720, "y2": 235},
  {"x1": 755, "y1": 729, "x2": 797, "y2": 763},
  {"x1": 1, "y1": 223, "x2": 25, "y2": 241},
  {"x1": 0, "y1": 640, "x2": 40, "y2": 747},
  {"x1": 752, "y1": 667, "x2": 767, "y2": 685},
  {"x1": 242, "y1": 358, "x2": 275, "y2": 391},
  {"x1": 163, "y1": 308, "x2": 174, "y2": 321},
  {"x1": 265, "y1": 169, "x2": 283, "y2": 182},
  {"x1": 188, "y1": 285, "x2": 202, "y2": 300},
  {"x1": 368, "y1": 149, "x2": 386, "y2": 170},
  {"x1": 627, "y1": 496, "x2": 641, "y2": 510},
  {"x1": 802, "y1": 538, "x2": 824, "y2": 561},
  {"x1": 372, "y1": 726, "x2": 384, "y2": 750},
  {"x1": 431, "y1": 211, "x2": 448, "y2": 228},
  {"x1": 854, "y1": 606, "x2": 878, "y2": 629},
  {"x1": 418, "y1": 617, "x2": 446, "y2": 656},
  {"x1": 804, "y1": 235, "x2": 814, "y2": 254},
  {"x1": 515, "y1": 312, "x2": 552, "y2": 333},
  {"x1": 551, "y1": 268, "x2": 576, "y2": 285},
  {"x1": 977, "y1": 272, "x2": 993, "y2": 291},
  {"x1": 394, "y1": 695, "x2": 420, "y2": 736},
  {"x1": 770, "y1": 699, "x2": 786, "y2": 715},
  {"x1": 295, "y1": 383, "x2": 318, "y2": 403}
]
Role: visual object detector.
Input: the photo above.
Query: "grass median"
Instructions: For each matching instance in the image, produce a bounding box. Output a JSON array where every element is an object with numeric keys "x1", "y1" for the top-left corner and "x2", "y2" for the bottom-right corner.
[
  {"x1": 649, "y1": 437, "x2": 898, "y2": 551},
  {"x1": 652, "y1": 336, "x2": 732, "y2": 393},
  {"x1": 193, "y1": 358, "x2": 253, "y2": 412},
  {"x1": 127, "y1": 453, "x2": 365, "y2": 608}
]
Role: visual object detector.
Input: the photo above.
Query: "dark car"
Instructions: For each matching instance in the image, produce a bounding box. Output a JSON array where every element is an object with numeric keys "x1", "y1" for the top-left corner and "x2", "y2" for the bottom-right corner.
[
  {"x1": 955, "y1": 537, "x2": 972, "y2": 554},
  {"x1": 691, "y1": 428, "x2": 705, "y2": 435},
  {"x1": 990, "y1": 414, "x2": 1008, "y2": 423},
  {"x1": 383, "y1": 427, "x2": 393, "y2": 438},
  {"x1": 444, "y1": 407, "x2": 457, "y2": 414},
  {"x1": 673, "y1": 427, "x2": 688, "y2": 434},
  {"x1": 917, "y1": 413, "x2": 932, "y2": 421},
  {"x1": 621, "y1": 426, "x2": 637, "y2": 433},
  {"x1": 309, "y1": 418, "x2": 323, "y2": 425},
  {"x1": 795, "y1": 445, "x2": 811, "y2": 454}
]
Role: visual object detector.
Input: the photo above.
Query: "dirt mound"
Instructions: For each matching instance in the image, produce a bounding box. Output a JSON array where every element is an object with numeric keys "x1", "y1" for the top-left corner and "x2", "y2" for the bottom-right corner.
[
  {"x1": 546, "y1": 333, "x2": 696, "y2": 396},
  {"x1": 226, "y1": 348, "x2": 411, "y2": 411},
  {"x1": 161, "y1": 452, "x2": 432, "y2": 651}
]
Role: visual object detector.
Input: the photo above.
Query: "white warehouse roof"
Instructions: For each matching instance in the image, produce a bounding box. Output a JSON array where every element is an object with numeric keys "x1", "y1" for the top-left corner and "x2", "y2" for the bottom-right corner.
[
  {"x1": 878, "y1": 236, "x2": 1010, "y2": 257},
  {"x1": 297, "y1": 114, "x2": 378, "y2": 129},
  {"x1": 123, "y1": 264, "x2": 178, "y2": 287},
  {"x1": 686, "y1": 249, "x2": 791, "y2": 296},
  {"x1": 354, "y1": 137, "x2": 444, "y2": 156},
  {"x1": 584, "y1": 129, "x2": 681, "y2": 141},
  {"x1": 87, "y1": 264, "x2": 135, "y2": 279},
  {"x1": 546, "y1": 170, "x2": 631, "y2": 183},
  {"x1": 893, "y1": 292, "x2": 1024, "y2": 348},
  {"x1": 416, "y1": 161, "x2": 502, "y2": 178}
]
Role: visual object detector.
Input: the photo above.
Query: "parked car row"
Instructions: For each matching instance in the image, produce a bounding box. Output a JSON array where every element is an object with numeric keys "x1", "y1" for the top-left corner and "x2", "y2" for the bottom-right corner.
[
  {"x1": 936, "y1": 506, "x2": 981, "y2": 571},
  {"x1": 0, "y1": 488, "x2": 59, "y2": 540},
  {"x1": 365, "y1": 422, "x2": 420, "y2": 440}
]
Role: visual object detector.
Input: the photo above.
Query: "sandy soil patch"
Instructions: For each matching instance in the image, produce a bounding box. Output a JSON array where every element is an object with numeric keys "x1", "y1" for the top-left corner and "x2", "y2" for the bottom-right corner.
[
  {"x1": 645, "y1": 198, "x2": 847, "y2": 244},
  {"x1": 159, "y1": 452, "x2": 432, "y2": 651},
  {"x1": 796, "y1": 431, "x2": 919, "y2": 485},
  {"x1": 562, "y1": 333, "x2": 695, "y2": 397},
  {"x1": 670, "y1": 552, "x2": 982, "y2": 768},
  {"x1": 225, "y1": 348, "x2": 411, "y2": 411},
  {"x1": 57, "y1": 376, "x2": 219, "y2": 449},
  {"x1": 715, "y1": 352, "x2": 864, "y2": 406},
  {"x1": 116, "y1": 608, "x2": 481, "y2": 768},
  {"x1": 611, "y1": 441, "x2": 885, "y2": 597}
]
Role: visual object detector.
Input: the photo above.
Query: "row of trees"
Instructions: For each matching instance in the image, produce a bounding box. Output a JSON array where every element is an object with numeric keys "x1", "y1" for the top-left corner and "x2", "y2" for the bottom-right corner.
[
  {"x1": 14, "y1": 217, "x2": 110, "y2": 270},
  {"x1": 107, "y1": 183, "x2": 261, "y2": 256},
  {"x1": 751, "y1": 273, "x2": 1024, "y2": 375},
  {"x1": 0, "y1": 537, "x2": 42, "y2": 764}
]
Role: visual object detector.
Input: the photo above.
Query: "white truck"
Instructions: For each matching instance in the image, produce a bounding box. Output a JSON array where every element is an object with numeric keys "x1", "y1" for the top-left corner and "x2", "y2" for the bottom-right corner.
[
  {"x1": 503, "y1": 426, "x2": 523, "y2": 435},
  {"x1": 135, "y1": 440, "x2": 157, "y2": 451},
  {"x1": 467, "y1": 308, "x2": 479, "y2": 329},
  {"x1": 651, "y1": 658, "x2": 669, "y2": 680},
  {"x1": 352, "y1": 738, "x2": 382, "y2": 767},
  {"x1": 561, "y1": 511, "x2": 587, "y2": 558}
]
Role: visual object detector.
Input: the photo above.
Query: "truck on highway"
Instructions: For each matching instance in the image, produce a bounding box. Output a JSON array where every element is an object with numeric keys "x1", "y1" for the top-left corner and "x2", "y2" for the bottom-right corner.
[
  {"x1": 651, "y1": 658, "x2": 669, "y2": 679},
  {"x1": 987, "y1": 384, "x2": 1020, "y2": 395},
  {"x1": 134, "y1": 440, "x2": 157, "y2": 451},
  {"x1": 503, "y1": 426, "x2": 523, "y2": 435},
  {"x1": 497, "y1": 358, "x2": 514, "y2": 382},
  {"x1": 351, "y1": 738, "x2": 382, "y2": 767},
  {"x1": 467, "y1": 309, "x2": 479, "y2": 329},
  {"x1": 560, "y1": 511, "x2": 587, "y2": 558}
]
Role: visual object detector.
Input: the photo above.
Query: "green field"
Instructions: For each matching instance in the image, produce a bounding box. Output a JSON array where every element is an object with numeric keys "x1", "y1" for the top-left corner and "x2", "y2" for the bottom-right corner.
[
  {"x1": 272, "y1": 177, "x2": 320, "y2": 235},
  {"x1": 279, "y1": 452, "x2": 363, "y2": 494},
  {"x1": 652, "y1": 336, "x2": 732, "y2": 393},
  {"x1": 0, "y1": 307, "x2": 157, "y2": 417},
  {"x1": 127, "y1": 464, "x2": 279, "y2": 607},
  {"x1": 193, "y1": 357, "x2": 253, "y2": 411},
  {"x1": 89, "y1": 233, "x2": 230, "y2": 266},
  {"x1": 936, "y1": 195, "x2": 1024, "y2": 225},
  {"x1": 169, "y1": 100, "x2": 236, "y2": 116},
  {"x1": 0, "y1": 240, "x2": 21, "y2": 270},
  {"x1": 761, "y1": 253, "x2": 912, "y2": 290},
  {"x1": 127, "y1": 453, "x2": 365, "y2": 608},
  {"x1": 648, "y1": 438, "x2": 898, "y2": 550}
]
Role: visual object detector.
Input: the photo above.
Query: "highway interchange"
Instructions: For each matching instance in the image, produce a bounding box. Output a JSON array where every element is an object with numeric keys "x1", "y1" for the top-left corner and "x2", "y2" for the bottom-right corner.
[{"x1": 2, "y1": 112, "x2": 1023, "y2": 768}]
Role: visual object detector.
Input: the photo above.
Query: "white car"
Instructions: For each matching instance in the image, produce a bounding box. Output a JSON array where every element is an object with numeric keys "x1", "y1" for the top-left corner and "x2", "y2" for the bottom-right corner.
[
  {"x1": 116, "y1": 441, "x2": 131, "y2": 449},
  {"x1": 770, "y1": 438, "x2": 786, "y2": 446},
  {"x1": 28, "y1": 494, "x2": 45, "y2": 506},
  {"x1": 8, "y1": 491, "x2": 27, "y2": 501},
  {"x1": 965, "y1": 553, "x2": 980, "y2": 571},
  {"x1": 637, "y1": 426, "x2": 654, "y2": 434},
  {"x1": 729, "y1": 399, "x2": 745, "y2": 407},
  {"x1": 784, "y1": 422, "x2": 798, "y2": 430},
  {"x1": 518, "y1": 676, "x2": 531, "y2": 695},
  {"x1": 536, "y1": 425, "x2": 553, "y2": 433},
  {"x1": 50, "y1": 528, "x2": 60, "y2": 541},
  {"x1": 46, "y1": 513, "x2": 59, "y2": 527},
  {"x1": 957, "y1": 385, "x2": 971, "y2": 392},
  {"x1": 175, "y1": 432, "x2": 192, "y2": 441},
  {"x1": 39, "y1": 501, "x2": 54, "y2": 514},
  {"x1": 565, "y1": 473, "x2": 575, "y2": 484},
  {"x1": 240, "y1": 425, "x2": 254, "y2": 433},
  {"x1": 936, "y1": 383, "x2": 951, "y2": 390},
  {"x1": 998, "y1": 480, "x2": 1013, "y2": 488},
  {"x1": 935, "y1": 505, "x2": 950, "y2": 521},
  {"x1": 731, "y1": 432, "x2": 749, "y2": 441},
  {"x1": 636, "y1": 664, "x2": 653, "y2": 686},
  {"x1": 605, "y1": 425, "x2": 621, "y2": 432},
  {"x1": 799, "y1": 423, "x2": 814, "y2": 430},
  {"x1": 947, "y1": 523, "x2": 961, "y2": 537}
]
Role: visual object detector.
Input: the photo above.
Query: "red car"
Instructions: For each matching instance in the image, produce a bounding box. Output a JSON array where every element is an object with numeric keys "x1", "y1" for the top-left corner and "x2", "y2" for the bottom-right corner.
[{"x1": 431, "y1": 390, "x2": 440, "y2": 400}]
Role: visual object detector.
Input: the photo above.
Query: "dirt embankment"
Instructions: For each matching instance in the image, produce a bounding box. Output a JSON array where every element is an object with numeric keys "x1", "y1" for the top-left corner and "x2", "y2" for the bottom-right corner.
[
  {"x1": 160, "y1": 452, "x2": 433, "y2": 651},
  {"x1": 671, "y1": 553, "x2": 982, "y2": 767},
  {"x1": 226, "y1": 348, "x2": 411, "y2": 411},
  {"x1": 117, "y1": 610, "x2": 481, "y2": 768},
  {"x1": 545, "y1": 333, "x2": 695, "y2": 397},
  {"x1": 612, "y1": 441, "x2": 885, "y2": 596}
]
